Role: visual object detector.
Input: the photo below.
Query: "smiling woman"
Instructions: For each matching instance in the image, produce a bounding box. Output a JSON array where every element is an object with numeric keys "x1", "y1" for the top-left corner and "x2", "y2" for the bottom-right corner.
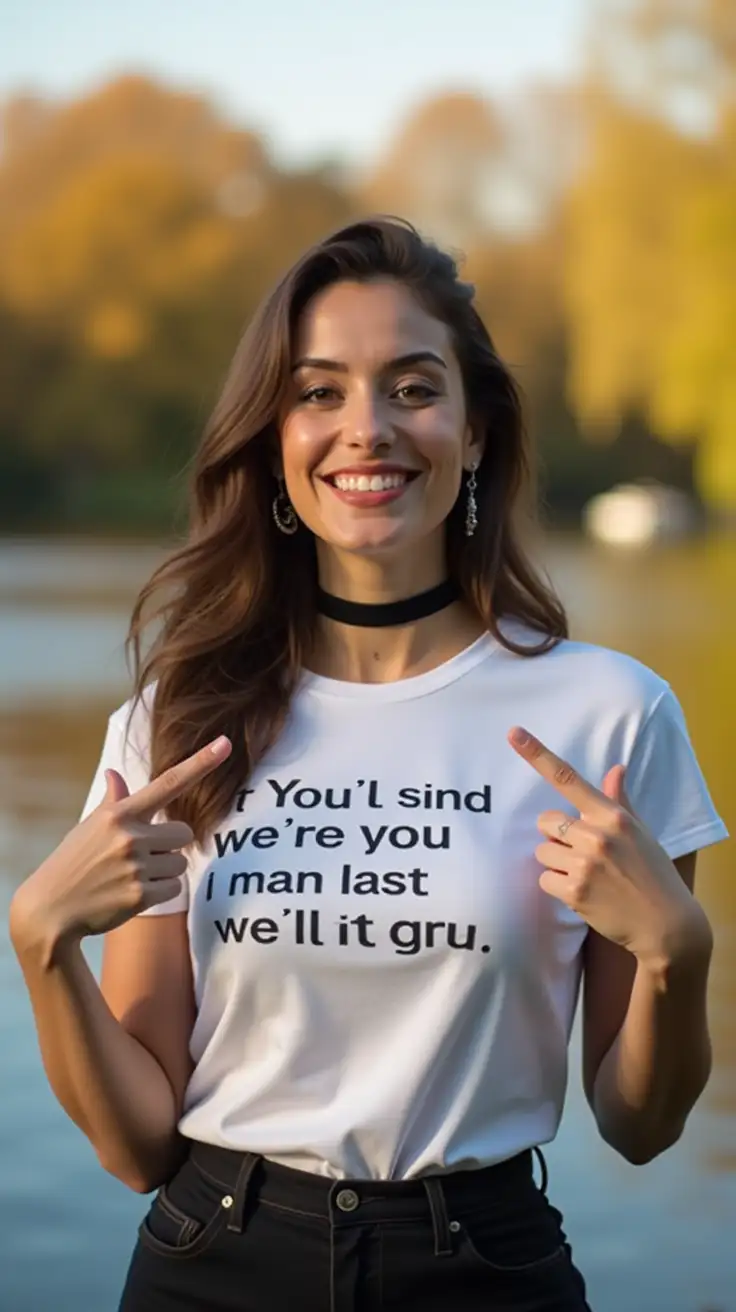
[
  {"x1": 9, "y1": 218, "x2": 728, "y2": 1312},
  {"x1": 281, "y1": 283, "x2": 478, "y2": 574}
]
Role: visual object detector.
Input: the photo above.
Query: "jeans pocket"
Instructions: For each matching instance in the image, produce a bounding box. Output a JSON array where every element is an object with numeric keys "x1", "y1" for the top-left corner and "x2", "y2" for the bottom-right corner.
[
  {"x1": 138, "y1": 1159, "x2": 232, "y2": 1260},
  {"x1": 455, "y1": 1193, "x2": 567, "y2": 1276}
]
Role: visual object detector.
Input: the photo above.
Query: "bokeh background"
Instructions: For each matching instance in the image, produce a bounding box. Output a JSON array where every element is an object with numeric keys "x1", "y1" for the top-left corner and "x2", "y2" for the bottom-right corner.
[{"x1": 0, "y1": 1, "x2": 734, "y2": 1309}]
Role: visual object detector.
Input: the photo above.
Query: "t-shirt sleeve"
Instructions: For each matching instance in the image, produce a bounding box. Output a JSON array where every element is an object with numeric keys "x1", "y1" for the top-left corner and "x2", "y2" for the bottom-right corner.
[
  {"x1": 78, "y1": 707, "x2": 189, "y2": 916},
  {"x1": 624, "y1": 686, "x2": 728, "y2": 859}
]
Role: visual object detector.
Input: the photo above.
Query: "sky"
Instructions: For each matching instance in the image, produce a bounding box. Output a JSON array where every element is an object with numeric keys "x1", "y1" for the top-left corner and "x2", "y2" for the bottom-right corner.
[{"x1": 1, "y1": 0, "x2": 590, "y2": 166}]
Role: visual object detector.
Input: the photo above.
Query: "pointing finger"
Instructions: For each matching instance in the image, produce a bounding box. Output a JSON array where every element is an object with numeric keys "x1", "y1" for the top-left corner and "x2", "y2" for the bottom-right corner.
[
  {"x1": 118, "y1": 736, "x2": 232, "y2": 821},
  {"x1": 103, "y1": 769, "x2": 130, "y2": 805},
  {"x1": 508, "y1": 727, "x2": 613, "y2": 817},
  {"x1": 602, "y1": 764, "x2": 635, "y2": 814}
]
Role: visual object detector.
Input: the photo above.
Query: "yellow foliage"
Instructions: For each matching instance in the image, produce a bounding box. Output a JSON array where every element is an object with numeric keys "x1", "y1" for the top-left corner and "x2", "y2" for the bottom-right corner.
[
  {"x1": 0, "y1": 75, "x2": 271, "y2": 244},
  {"x1": 651, "y1": 158, "x2": 736, "y2": 505},
  {"x1": 1, "y1": 56, "x2": 732, "y2": 514},
  {"x1": 0, "y1": 152, "x2": 239, "y2": 338},
  {"x1": 564, "y1": 89, "x2": 736, "y2": 505},
  {"x1": 565, "y1": 103, "x2": 702, "y2": 430},
  {"x1": 565, "y1": 0, "x2": 736, "y2": 505},
  {"x1": 84, "y1": 301, "x2": 149, "y2": 359},
  {"x1": 0, "y1": 74, "x2": 350, "y2": 479}
]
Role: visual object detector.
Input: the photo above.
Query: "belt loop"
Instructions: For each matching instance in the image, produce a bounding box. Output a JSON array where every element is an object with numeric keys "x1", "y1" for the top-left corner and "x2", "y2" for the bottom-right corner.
[
  {"x1": 533, "y1": 1147, "x2": 549, "y2": 1197},
  {"x1": 422, "y1": 1178, "x2": 454, "y2": 1258},
  {"x1": 226, "y1": 1152, "x2": 260, "y2": 1234}
]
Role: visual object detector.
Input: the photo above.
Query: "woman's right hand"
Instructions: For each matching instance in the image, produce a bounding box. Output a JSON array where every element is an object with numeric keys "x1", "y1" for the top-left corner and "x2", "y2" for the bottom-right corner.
[{"x1": 9, "y1": 735, "x2": 232, "y2": 955}]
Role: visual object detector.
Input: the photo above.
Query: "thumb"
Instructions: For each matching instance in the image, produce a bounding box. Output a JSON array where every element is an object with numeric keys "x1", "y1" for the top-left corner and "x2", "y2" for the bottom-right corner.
[
  {"x1": 103, "y1": 768, "x2": 130, "y2": 805},
  {"x1": 602, "y1": 764, "x2": 634, "y2": 813}
]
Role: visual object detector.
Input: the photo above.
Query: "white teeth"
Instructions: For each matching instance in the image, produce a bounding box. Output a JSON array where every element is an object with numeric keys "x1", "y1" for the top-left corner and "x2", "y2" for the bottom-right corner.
[{"x1": 333, "y1": 472, "x2": 408, "y2": 492}]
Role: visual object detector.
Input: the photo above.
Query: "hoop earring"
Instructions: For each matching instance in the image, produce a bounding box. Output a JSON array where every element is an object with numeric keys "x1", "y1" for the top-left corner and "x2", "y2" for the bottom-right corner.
[
  {"x1": 272, "y1": 478, "x2": 298, "y2": 535},
  {"x1": 465, "y1": 461, "x2": 479, "y2": 537}
]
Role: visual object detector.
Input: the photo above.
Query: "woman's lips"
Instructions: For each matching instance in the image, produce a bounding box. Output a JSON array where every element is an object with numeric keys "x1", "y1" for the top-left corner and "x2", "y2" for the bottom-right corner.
[{"x1": 320, "y1": 469, "x2": 420, "y2": 507}]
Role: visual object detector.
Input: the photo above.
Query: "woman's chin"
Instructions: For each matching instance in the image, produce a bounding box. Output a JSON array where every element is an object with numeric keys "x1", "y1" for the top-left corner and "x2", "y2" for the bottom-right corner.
[{"x1": 321, "y1": 523, "x2": 416, "y2": 558}]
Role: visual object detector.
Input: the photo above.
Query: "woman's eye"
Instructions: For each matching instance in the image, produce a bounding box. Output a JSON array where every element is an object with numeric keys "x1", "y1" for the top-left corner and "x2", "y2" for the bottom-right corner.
[
  {"x1": 298, "y1": 382, "x2": 437, "y2": 405},
  {"x1": 393, "y1": 383, "x2": 438, "y2": 402},
  {"x1": 301, "y1": 385, "x2": 339, "y2": 404}
]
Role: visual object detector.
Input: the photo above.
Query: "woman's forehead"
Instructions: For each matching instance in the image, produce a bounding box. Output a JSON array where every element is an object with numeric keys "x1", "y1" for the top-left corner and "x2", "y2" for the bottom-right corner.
[{"x1": 293, "y1": 280, "x2": 454, "y2": 366}]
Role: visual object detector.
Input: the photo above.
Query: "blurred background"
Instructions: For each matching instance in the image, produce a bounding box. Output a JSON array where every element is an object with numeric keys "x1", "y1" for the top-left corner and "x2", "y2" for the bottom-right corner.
[{"x1": 0, "y1": 0, "x2": 734, "y2": 1308}]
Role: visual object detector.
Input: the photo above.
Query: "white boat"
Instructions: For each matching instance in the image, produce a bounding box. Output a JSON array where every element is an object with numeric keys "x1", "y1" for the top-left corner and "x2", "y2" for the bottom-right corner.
[{"x1": 583, "y1": 481, "x2": 698, "y2": 548}]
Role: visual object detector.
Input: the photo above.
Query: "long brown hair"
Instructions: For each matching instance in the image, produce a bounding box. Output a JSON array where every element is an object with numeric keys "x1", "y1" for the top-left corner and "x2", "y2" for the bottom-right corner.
[{"x1": 127, "y1": 217, "x2": 567, "y2": 844}]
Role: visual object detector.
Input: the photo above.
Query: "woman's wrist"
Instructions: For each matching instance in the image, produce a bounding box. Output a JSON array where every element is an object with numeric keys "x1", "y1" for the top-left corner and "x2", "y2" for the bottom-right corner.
[
  {"x1": 633, "y1": 902, "x2": 713, "y2": 988},
  {"x1": 9, "y1": 884, "x2": 82, "y2": 971}
]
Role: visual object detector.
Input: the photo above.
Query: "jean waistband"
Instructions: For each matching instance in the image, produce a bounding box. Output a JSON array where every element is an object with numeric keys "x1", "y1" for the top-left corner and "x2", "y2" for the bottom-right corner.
[{"x1": 187, "y1": 1141, "x2": 546, "y2": 1258}]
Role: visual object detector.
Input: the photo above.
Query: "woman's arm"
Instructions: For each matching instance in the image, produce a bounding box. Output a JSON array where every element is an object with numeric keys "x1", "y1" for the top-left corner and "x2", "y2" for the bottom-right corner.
[
  {"x1": 582, "y1": 852, "x2": 713, "y2": 1164},
  {"x1": 10, "y1": 905, "x2": 195, "y2": 1193}
]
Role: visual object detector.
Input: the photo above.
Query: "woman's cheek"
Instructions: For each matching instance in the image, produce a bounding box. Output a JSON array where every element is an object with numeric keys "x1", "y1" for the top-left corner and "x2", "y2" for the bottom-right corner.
[
  {"x1": 413, "y1": 432, "x2": 464, "y2": 489},
  {"x1": 281, "y1": 421, "x2": 331, "y2": 487}
]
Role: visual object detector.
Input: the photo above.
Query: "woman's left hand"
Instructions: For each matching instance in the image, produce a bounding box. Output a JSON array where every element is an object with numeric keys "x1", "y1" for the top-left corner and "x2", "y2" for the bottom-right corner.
[{"x1": 507, "y1": 726, "x2": 711, "y2": 966}]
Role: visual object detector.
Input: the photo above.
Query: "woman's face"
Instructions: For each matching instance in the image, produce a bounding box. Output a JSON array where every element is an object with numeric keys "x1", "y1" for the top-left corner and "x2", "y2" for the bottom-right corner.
[{"x1": 278, "y1": 279, "x2": 482, "y2": 566}]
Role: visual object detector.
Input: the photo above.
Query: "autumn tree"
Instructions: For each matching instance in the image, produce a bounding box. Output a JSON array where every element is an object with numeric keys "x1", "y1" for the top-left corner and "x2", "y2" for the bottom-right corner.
[
  {"x1": 566, "y1": 0, "x2": 736, "y2": 509},
  {"x1": 361, "y1": 92, "x2": 503, "y2": 249},
  {"x1": 0, "y1": 76, "x2": 354, "y2": 524},
  {"x1": 0, "y1": 75, "x2": 272, "y2": 241},
  {"x1": 363, "y1": 84, "x2": 600, "y2": 515}
]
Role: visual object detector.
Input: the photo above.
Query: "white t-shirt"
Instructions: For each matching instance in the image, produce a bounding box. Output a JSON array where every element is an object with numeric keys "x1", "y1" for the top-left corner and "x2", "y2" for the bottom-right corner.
[{"x1": 80, "y1": 628, "x2": 727, "y2": 1180}]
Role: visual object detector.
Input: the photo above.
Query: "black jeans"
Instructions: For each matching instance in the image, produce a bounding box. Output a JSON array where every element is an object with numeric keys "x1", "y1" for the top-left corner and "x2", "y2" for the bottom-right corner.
[{"x1": 118, "y1": 1140, "x2": 592, "y2": 1311}]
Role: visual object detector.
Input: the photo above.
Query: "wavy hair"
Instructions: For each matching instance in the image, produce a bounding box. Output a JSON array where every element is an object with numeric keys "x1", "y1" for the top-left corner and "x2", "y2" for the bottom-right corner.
[{"x1": 127, "y1": 217, "x2": 568, "y2": 843}]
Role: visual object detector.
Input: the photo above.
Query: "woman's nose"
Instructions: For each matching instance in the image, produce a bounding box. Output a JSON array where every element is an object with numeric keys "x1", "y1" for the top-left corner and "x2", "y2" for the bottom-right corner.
[{"x1": 345, "y1": 392, "x2": 393, "y2": 450}]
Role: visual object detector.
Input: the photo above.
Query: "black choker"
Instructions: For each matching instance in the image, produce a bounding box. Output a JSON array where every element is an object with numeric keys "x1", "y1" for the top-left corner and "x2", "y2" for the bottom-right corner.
[{"x1": 316, "y1": 579, "x2": 459, "y2": 628}]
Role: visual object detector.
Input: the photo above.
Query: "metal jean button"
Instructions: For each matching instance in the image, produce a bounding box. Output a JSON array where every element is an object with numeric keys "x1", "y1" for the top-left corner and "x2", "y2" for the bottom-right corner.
[{"x1": 335, "y1": 1188, "x2": 360, "y2": 1212}]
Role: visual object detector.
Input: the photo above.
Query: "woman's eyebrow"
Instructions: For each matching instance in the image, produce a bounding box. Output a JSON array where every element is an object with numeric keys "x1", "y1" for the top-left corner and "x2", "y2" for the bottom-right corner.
[{"x1": 291, "y1": 351, "x2": 448, "y2": 374}]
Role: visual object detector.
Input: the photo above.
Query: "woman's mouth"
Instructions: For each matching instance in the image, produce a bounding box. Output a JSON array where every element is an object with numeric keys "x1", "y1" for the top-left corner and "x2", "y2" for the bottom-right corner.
[{"x1": 320, "y1": 469, "x2": 420, "y2": 506}]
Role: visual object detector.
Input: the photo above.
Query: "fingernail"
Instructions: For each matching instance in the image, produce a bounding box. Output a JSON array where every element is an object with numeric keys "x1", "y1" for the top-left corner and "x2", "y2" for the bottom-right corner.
[
  {"x1": 511, "y1": 728, "x2": 530, "y2": 747},
  {"x1": 210, "y1": 736, "x2": 231, "y2": 755}
]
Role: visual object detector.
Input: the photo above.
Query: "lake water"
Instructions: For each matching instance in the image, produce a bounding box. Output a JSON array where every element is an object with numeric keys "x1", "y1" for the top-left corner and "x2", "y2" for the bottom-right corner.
[{"x1": 0, "y1": 535, "x2": 734, "y2": 1312}]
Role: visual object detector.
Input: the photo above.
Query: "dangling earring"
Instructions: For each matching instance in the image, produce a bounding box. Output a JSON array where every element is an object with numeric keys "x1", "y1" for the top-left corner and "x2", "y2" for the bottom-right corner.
[
  {"x1": 272, "y1": 477, "x2": 298, "y2": 535},
  {"x1": 465, "y1": 461, "x2": 479, "y2": 537}
]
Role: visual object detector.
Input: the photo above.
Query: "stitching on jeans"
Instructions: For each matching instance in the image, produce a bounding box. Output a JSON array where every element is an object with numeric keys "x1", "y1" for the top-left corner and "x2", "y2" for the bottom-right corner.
[
  {"x1": 460, "y1": 1230, "x2": 567, "y2": 1274},
  {"x1": 137, "y1": 1206, "x2": 228, "y2": 1262},
  {"x1": 323, "y1": 1215, "x2": 428, "y2": 1231},
  {"x1": 188, "y1": 1165, "x2": 348, "y2": 1222},
  {"x1": 227, "y1": 1153, "x2": 259, "y2": 1235},
  {"x1": 189, "y1": 1159, "x2": 231, "y2": 1191},
  {"x1": 193, "y1": 1184, "x2": 438, "y2": 1226},
  {"x1": 257, "y1": 1197, "x2": 435, "y2": 1226},
  {"x1": 157, "y1": 1190, "x2": 193, "y2": 1232},
  {"x1": 423, "y1": 1178, "x2": 452, "y2": 1258},
  {"x1": 260, "y1": 1197, "x2": 327, "y2": 1221}
]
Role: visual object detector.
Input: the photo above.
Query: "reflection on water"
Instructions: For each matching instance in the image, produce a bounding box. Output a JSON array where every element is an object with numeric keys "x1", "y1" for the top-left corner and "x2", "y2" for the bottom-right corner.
[{"x1": 0, "y1": 536, "x2": 734, "y2": 1312}]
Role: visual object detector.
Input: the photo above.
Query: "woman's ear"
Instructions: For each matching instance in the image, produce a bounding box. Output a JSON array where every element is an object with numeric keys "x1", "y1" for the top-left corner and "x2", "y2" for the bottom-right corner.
[{"x1": 463, "y1": 422, "x2": 485, "y2": 471}]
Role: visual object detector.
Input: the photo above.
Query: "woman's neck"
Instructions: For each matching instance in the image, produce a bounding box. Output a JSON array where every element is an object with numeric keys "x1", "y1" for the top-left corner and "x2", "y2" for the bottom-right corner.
[{"x1": 309, "y1": 546, "x2": 485, "y2": 684}]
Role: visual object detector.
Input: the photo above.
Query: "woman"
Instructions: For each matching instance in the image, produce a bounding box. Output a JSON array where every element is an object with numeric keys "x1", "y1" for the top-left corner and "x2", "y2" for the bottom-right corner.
[{"x1": 10, "y1": 218, "x2": 727, "y2": 1312}]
